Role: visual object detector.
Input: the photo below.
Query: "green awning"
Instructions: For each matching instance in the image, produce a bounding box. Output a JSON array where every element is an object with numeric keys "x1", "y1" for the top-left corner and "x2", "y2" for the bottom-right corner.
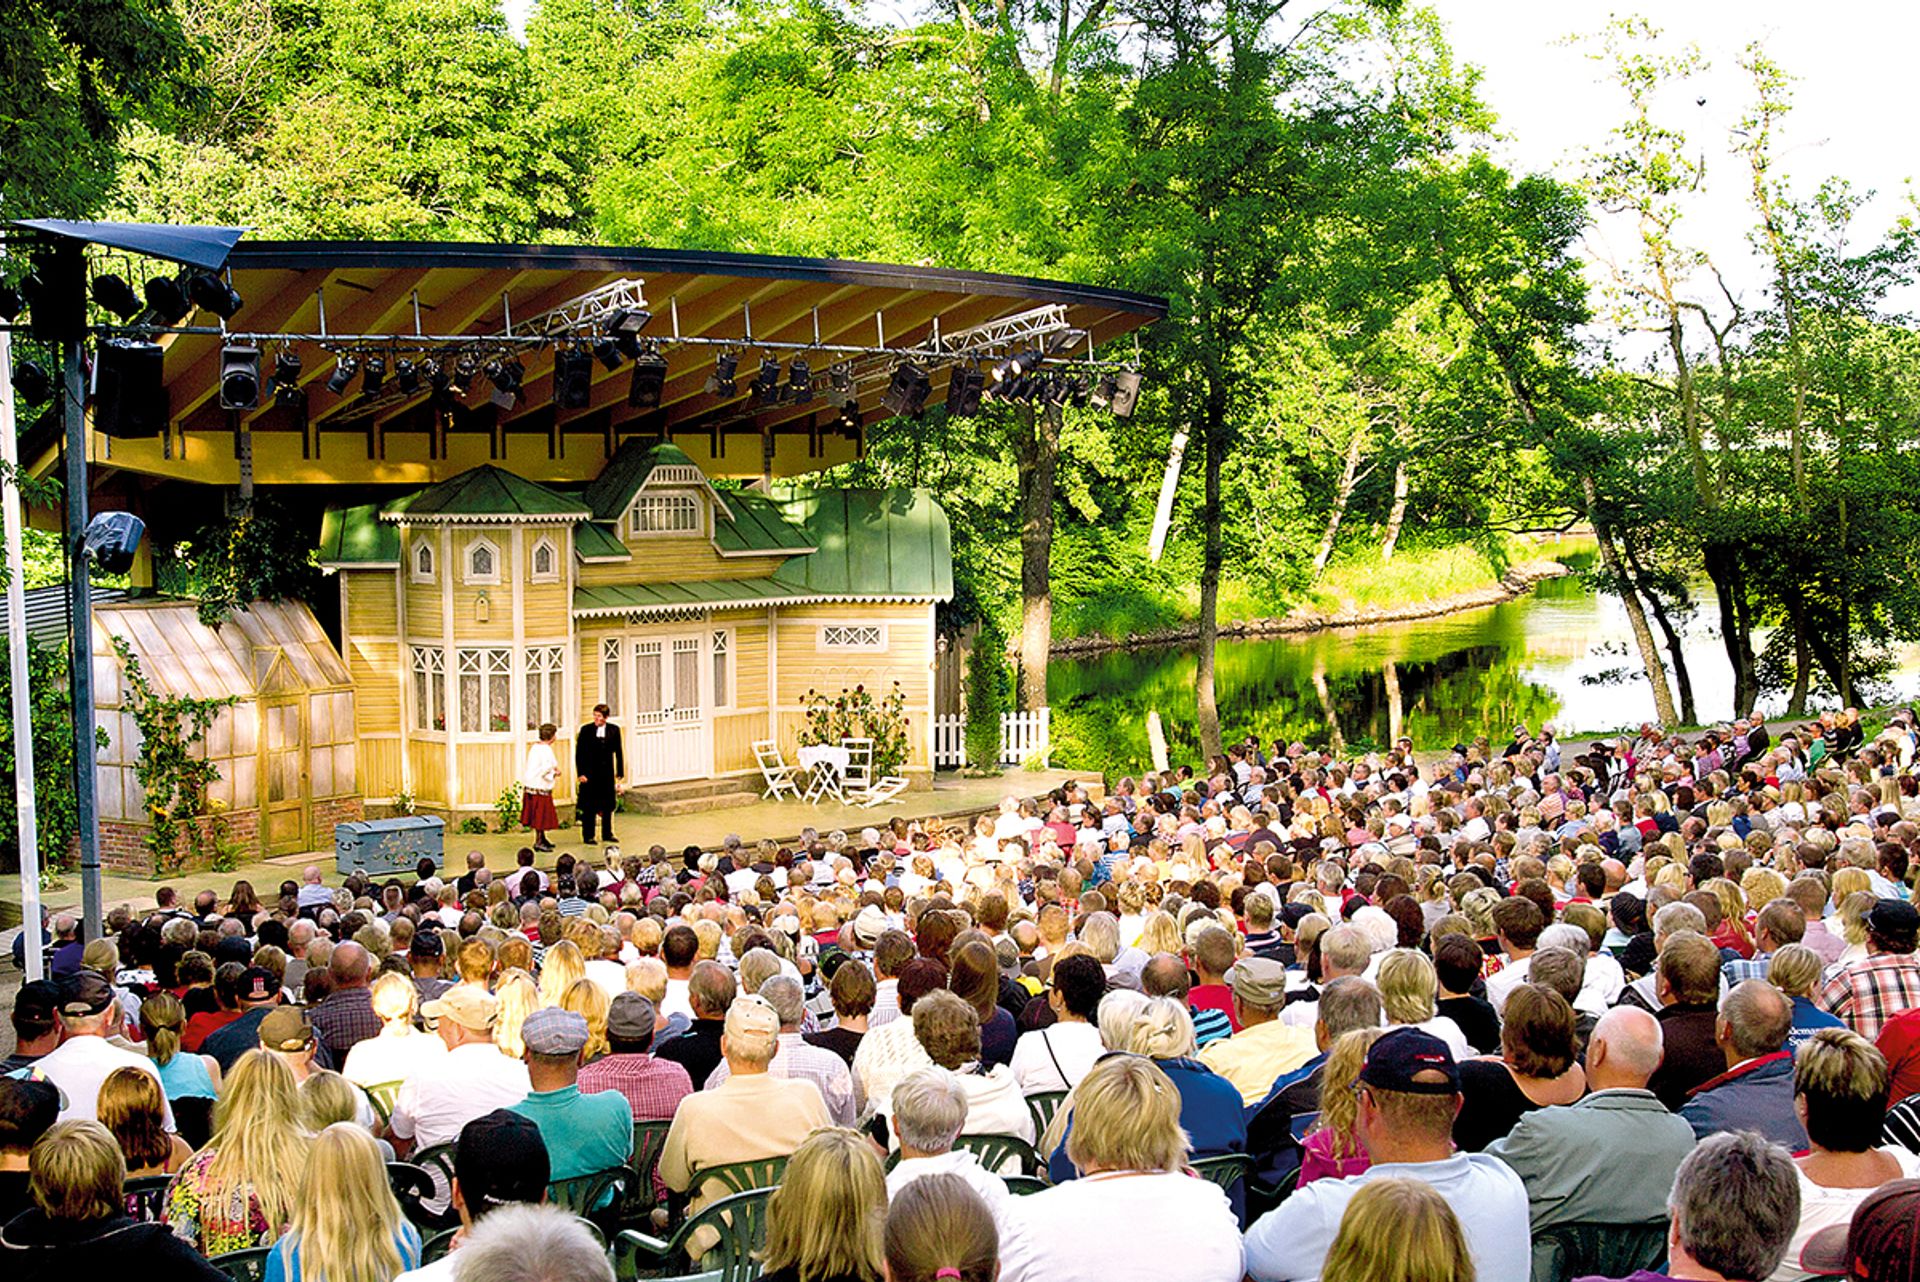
[
  {"x1": 574, "y1": 578, "x2": 801, "y2": 616},
  {"x1": 382, "y1": 464, "x2": 590, "y2": 523},
  {"x1": 318, "y1": 503, "x2": 400, "y2": 565},
  {"x1": 573, "y1": 521, "x2": 630, "y2": 562}
]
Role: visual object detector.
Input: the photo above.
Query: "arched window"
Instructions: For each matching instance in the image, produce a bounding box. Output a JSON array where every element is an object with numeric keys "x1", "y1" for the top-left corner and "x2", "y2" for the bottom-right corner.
[
  {"x1": 412, "y1": 541, "x2": 435, "y2": 583},
  {"x1": 465, "y1": 536, "x2": 500, "y2": 585},
  {"x1": 529, "y1": 535, "x2": 559, "y2": 582}
]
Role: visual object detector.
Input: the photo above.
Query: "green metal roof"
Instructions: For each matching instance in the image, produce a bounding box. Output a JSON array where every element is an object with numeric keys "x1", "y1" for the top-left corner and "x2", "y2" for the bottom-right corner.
[
  {"x1": 715, "y1": 488, "x2": 816, "y2": 556},
  {"x1": 318, "y1": 503, "x2": 400, "y2": 565},
  {"x1": 573, "y1": 521, "x2": 630, "y2": 562},
  {"x1": 382, "y1": 464, "x2": 591, "y2": 523},
  {"x1": 583, "y1": 441, "x2": 725, "y2": 522},
  {"x1": 574, "y1": 578, "x2": 800, "y2": 616},
  {"x1": 771, "y1": 489, "x2": 953, "y2": 599}
]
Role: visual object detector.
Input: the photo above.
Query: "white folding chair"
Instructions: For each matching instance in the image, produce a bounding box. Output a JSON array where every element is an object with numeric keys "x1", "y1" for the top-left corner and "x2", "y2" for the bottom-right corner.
[
  {"x1": 753, "y1": 740, "x2": 801, "y2": 801},
  {"x1": 840, "y1": 738, "x2": 875, "y2": 795},
  {"x1": 857, "y1": 776, "x2": 909, "y2": 808}
]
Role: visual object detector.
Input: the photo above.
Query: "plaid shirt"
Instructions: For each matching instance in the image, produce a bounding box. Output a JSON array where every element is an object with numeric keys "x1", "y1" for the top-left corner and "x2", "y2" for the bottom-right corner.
[
  {"x1": 706, "y1": 1032, "x2": 856, "y2": 1124},
  {"x1": 309, "y1": 986, "x2": 382, "y2": 1066},
  {"x1": 578, "y1": 1051, "x2": 694, "y2": 1121},
  {"x1": 1722, "y1": 952, "x2": 1776, "y2": 985},
  {"x1": 1822, "y1": 952, "x2": 1920, "y2": 1041}
]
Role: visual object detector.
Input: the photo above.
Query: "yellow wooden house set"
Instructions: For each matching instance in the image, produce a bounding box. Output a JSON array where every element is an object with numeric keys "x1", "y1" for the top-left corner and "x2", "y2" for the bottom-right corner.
[{"x1": 318, "y1": 441, "x2": 952, "y2": 817}]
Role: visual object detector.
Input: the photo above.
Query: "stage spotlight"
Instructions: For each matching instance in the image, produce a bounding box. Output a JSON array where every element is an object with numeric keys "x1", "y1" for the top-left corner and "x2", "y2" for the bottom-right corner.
[
  {"x1": 187, "y1": 271, "x2": 244, "y2": 320},
  {"x1": 95, "y1": 340, "x2": 168, "y2": 437},
  {"x1": 449, "y1": 355, "x2": 477, "y2": 398},
  {"x1": 708, "y1": 350, "x2": 738, "y2": 397},
  {"x1": 829, "y1": 361, "x2": 854, "y2": 402},
  {"x1": 627, "y1": 347, "x2": 668, "y2": 409},
  {"x1": 0, "y1": 283, "x2": 20, "y2": 322},
  {"x1": 554, "y1": 348, "x2": 596, "y2": 409},
  {"x1": 485, "y1": 355, "x2": 525, "y2": 409},
  {"x1": 360, "y1": 355, "x2": 388, "y2": 395},
  {"x1": 749, "y1": 355, "x2": 781, "y2": 403},
  {"x1": 1108, "y1": 370, "x2": 1143, "y2": 418},
  {"x1": 426, "y1": 360, "x2": 451, "y2": 397},
  {"x1": 593, "y1": 336, "x2": 625, "y2": 371},
  {"x1": 607, "y1": 308, "x2": 651, "y2": 357},
  {"x1": 326, "y1": 355, "x2": 359, "y2": 395},
  {"x1": 787, "y1": 357, "x2": 813, "y2": 403},
  {"x1": 91, "y1": 274, "x2": 145, "y2": 321},
  {"x1": 838, "y1": 401, "x2": 863, "y2": 436},
  {"x1": 945, "y1": 365, "x2": 985, "y2": 418},
  {"x1": 882, "y1": 362, "x2": 932, "y2": 418},
  {"x1": 271, "y1": 349, "x2": 303, "y2": 406},
  {"x1": 13, "y1": 360, "x2": 53, "y2": 406},
  {"x1": 143, "y1": 276, "x2": 192, "y2": 324},
  {"x1": 218, "y1": 343, "x2": 262, "y2": 410},
  {"x1": 394, "y1": 358, "x2": 419, "y2": 395}
]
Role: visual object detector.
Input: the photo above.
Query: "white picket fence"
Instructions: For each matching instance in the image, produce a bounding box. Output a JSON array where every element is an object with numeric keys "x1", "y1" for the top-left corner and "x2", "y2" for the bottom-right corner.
[{"x1": 932, "y1": 707, "x2": 1051, "y2": 769}]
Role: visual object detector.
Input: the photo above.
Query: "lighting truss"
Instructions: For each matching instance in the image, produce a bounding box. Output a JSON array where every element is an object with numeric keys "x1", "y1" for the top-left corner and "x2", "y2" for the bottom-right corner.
[
  {"x1": 514, "y1": 278, "x2": 651, "y2": 339},
  {"x1": 926, "y1": 304, "x2": 1075, "y2": 357}
]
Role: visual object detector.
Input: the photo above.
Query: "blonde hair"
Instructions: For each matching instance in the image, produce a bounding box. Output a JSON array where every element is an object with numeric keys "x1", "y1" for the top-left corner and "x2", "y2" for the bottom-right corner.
[
  {"x1": 1321, "y1": 1176, "x2": 1476, "y2": 1282},
  {"x1": 537, "y1": 941, "x2": 586, "y2": 1007},
  {"x1": 139, "y1": 991, "x2": 187, "y2": 1068},
  {"x1": 493, "y1": 969, "x2": 538, "y2": 1059},
  {"x1": 278, "y1": 1123, "x2": 408, "y2": 1282},
  {"x1": 300, "y1": 1070, "x2": 362, "y2": 1130},
  {"x1": 1742, "y1": 868, "x2": 1788, "y2": 912},
  {"x1": 1831, "y1": 867, "x2": 1872, "y2": 908},
  {"x1": 1768, "y1": 943, "x2": 1825, "y2": 999},
  {"x1": 370, "y1": 971, "x2": 419, "y2": 1026},
  {"x1": 1838, "y1": 890, "x2": 1878, "y2": 947},
  {"x1": 30, "y1": 1119, "x2": 124, "y2": 1221},
  {"x1": 561, "y1": 978, "x2": 611, "y2": 1061},
  {"x1": 758, "y1": 1128, "x2": 885, "y2": 1282},
  {"x1": 205, "y1": 1050, "x2": 309, "y2": 1239},
  {"x1": 627, "y1": 957, "x2": 668, "y2": 1002},
  {"x1": 1064, "y1": 1054, "x2": 1187, "y2": 1175},
  {"x1": 1133, "y1": 996, "x2": 1199, "y2": 1059},
  {"x1": 1310, "y1": 1028, "x2": 1386, "y2": 1162},
  {"x1": 96, "y1": 1067, "x2": 171, "y2": 1171},
  {"x1": 1377, "y1": 948, "x2": 1439, "y2": 1025}
]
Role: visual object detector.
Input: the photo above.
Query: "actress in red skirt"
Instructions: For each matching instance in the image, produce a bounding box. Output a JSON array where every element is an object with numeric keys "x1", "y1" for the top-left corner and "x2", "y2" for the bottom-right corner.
[{"x1": 521, "y1": 722, "x2": 561, "y2": 851}]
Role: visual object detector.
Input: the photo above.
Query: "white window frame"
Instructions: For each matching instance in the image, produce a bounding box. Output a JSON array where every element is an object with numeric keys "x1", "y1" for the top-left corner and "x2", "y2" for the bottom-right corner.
[
  {"x1": 710, "y1": 627, "x2": 733, "y2": 709},
  {"x1": 524, "y1": 643, "x2": 566, "y2": 731},
  {"x1": 464, "y1": 535, "x2": 501, "y2": 585},
  {"x1": 529, "y1": 534, "x2": 559, "y2": 583},
  {"x1": 626, "y1": 491, "x2": 702, "y2": 538},
  {"x1": 411, "y1": 646, "x2": 446, "y2": 734},
  {"x1": 411, "y1": 540, "x2": 435, "y2": 584},
  {"x1": 818, "y1": 622, "x2": 887, "y2": 653},
  {"x1": 457, "y1": 646, "x2": 513, "y2": 734},
  {"x1": 600, "y1": 637, "x2": 622, "y2": 719}
]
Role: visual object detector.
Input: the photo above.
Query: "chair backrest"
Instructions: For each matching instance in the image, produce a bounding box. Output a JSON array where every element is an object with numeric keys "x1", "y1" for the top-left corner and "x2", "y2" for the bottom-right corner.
[
  {"x1": 548, "y1": 1166, "x2": 631, "y2": 1220},
  {"x1": 841, "y1": 738, "x2": 874, "y2": 784},
  {"x1": 1533, "y1": 1220, "x2": 1670, "y2": 1282},
  {"x1": 1025, "y1": 1089, "x2": 1068, "y2": 1139},
  {"x1": 1190, "y1": 1152, "x2": 1255, "y2": 1192},
  {"x1": 612, "y1": 1188, "x2": 775, "y2": 1282},
  {"x1": 208, "y1": 1247, "x2": 273, "y2": 1282},
  {"x1": 954, "y1": 1132, "x2": 1040, "y2": 1177},
  {"x1": 1003, "y1": 1174, "x2": 1050, "y2": 1196},
  {"x1": 388, "y1": 1160, "x2": 459, "y2": 1232},
  {"x1": 1288, "y1": 1110, "x2": 1319, "y2": 1141},
  {"x1": 363, "y1": 1080, "x2": 404, "y2": 1126},
  {"x1": 421, "y1": 1228, "x2": 458, "y2": 1264},
  {"x1": 694, "y1": 1155, "x2": 789, "y2": 1200},
  {"x1": 626, "y1": 1118, "x2": 674, "y2": 1216},
  {"x1": 752, "y1": 740, "x2": 786, "y2": 767},
  {"x1": 124, "y1": 1173, "x2": 172, "y2": 1223}
]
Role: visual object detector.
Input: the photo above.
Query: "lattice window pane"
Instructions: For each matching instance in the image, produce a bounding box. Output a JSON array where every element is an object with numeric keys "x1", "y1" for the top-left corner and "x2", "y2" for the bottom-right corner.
[
  {"x1": 821, "y1": 624, "x2": 884, "y2": 650},
  {"x1": 546, "y1": 664, "x2": 563, "y2": 728},
  {"x1": 635, "y1": 645, "x2": 663, "y2": 715},
  {"x1": 460, "y1": 672, "x2": 482, "y2": 732},
  {"x1": 470, "y1": 544, "x2": 494, "y2": 578},
  {"x1": 711, "y1": 630, "x2": 730, "y2": 708},
  {"x1": 601, "y1": 639, "x2": 620, "y2": 718},
  {"x1": 629, "y1": 493, "x2": 700, "y2": 534},
  {"x1": 673, "y1": 640, "x2": 699, "y2": 710},
  {"x1": 532, "y1": 540, "x2": 556, "y2": 579}
]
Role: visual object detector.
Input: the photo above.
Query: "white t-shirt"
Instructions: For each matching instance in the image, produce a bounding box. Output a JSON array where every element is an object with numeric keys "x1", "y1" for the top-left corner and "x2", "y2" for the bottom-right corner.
[
  {"x1": 886, "y1": 1149, "x2": 1012, "y2": 1233},
  {"x1": 1772, "y1": 1149, "x2": 1920, "y2": 1282},
  {"x1": 1485, "y1": 956, "x2": 1534, "y2": 1015},
  {"x1": 342, "y1": 1029, "x2": 448, "y2": 1091},
  {"x1": 999, "y1": 1170, "x2": 1244, "y2": 1282},
  {"x1": 1008, "y1": 1022, "x2": 1106, "y2": 1093},
  {"x1": 388, "y1": 1042, "x2": 530, "y2": 1149},
  {"x1": 660, "y1": 977, "x2": 694, "y2": 1022},
  {"x1": 584, "y1": 959, "x2": 628, "y2": 1001},
  {"x1": 37, "y1": 1034, "x2": 174, "y2": 1130}
]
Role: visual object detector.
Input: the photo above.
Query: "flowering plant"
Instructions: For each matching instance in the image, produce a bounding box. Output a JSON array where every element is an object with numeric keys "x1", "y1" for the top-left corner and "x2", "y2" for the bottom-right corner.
[{"x1": 799, "y1": 682, "x2": 912, "y2": 776}]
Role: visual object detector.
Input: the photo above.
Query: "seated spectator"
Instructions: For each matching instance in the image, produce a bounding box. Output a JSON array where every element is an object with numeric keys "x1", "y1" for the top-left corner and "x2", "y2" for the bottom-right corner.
[
  {"x1": 1198, "y1": 956, "x2": 1319, "y2": 1105},
  {"x1": 1243, "y1": 1028, "x2": 1530, "y2": 1282},
  {"x1": 428, "y1": 1203, "x2": 611, "y2": 1282},
  {"x1": 1454, "y1": 983, "x2": 1586, "y2": 1152},
  {"x1": 999, "y1": 1055, "x2": 1243, "y2": 1282},
  {"x1": 0, "y1": 1119, "x2": 223, "y2": 1281},
  {"x1": 264, "y1": 1122, "x2": 421, "y2": 1282},
  {"x1": 1772, "y1": 1027, "x2": 1920, "y2": 1282},
  {"x1": 950, "y1": 941, "x2": 1019, "y2": 1068},
  {"x1": 508, "y1": 1008, "x2": 633, "y2": 1185},
  {"x1": 1577, "y1": 1131, "x2": 1801, "y2": 1282},
  {"x1": 1795, "y1": 1177, "x2": 1920, "y2": 1282},
  {"x1": 705, "y1": 976, "x2": 855, "y2": 1125},
  {"x1": 1681, "y1": 980, "x2": 1805, "y2": 1147},
  {"x1": 1008, "y1": 954, "x2": 1109, "y2": 1093},
  {"x1": 389, "y1": 987, "x2": 531, "y2": 1156},
  {"x1": 1377, "y1": 949, "x2": 1472, "y2": 1061},
  {"x1": 0, "y1": 1079, "x2": 60, "y2": 1223},
  {"x1": 96, "y1": 1067, "x2": 192, "y2": 1179},
  {"x1": 886, "y1": 1069, "x2": 1012, "y2": 1227},
  {"x1": 1648, "y1": 932, "x2": 1729, "y2": 1110},
  {"x1": 182, "y1": 962, "x2": 247, "y2": 1051},
  {"x1": 200, "y1": 966, "x2": 286, "y2": 1073},
  {"x1": 1299, "y1": 1028, "x2": 1386, "y2": 1187},
  {"x1": 342, "y1": 972, "x2": 447, "y2": 1092},
  {"x1": 1320, "y1": 1177, "x2": 1475, "y2": 1282},
  {"x1": 804, "y1": 959, "x2": 874, "y2": 1068},
  {"x1": 577, "y1": 993, "x2": 693, "y2": 1123},
  {"x1": 884, "y1": 990, "x2": 1031, "y2": 1144},
  {"x1": 392, "y1": 1110, "x2": 549, "y2": 1282},
  {"x1": 1821, "y1": 898, "x2": 1920, "y2": 1040},
  {"x1": 884, "y1": 1173, "x2": 1000, "y2": 1282},
  {"x1": 652, "y1": 959, "x2": 734, "y2": 1088},
  {"x1": 139, "y1": 992, "x2": 221, "y2": 1116},
  {"x1": 1433, "y1": 933, "x2": 1501, "y2": 1055},
  {"x1": 1246, "y1": 976, "x2": 1384, "y2": 1182},
  {"x1": 1187, "y1": 926, "x2": 1242, "y2": 1046},
  {"x1": 1486, "y1": 1006, "x2": 1696, "y2": 1281},
  {"x1": 1769, "y1": 944, "x2": 1846, "y2": 1055},
  {"x1": 2, "y1": 980, "x2": 60, "y2": 1074},
  {"x1": 35, "y1": 973, "x2": 172, "y2": 1128},
  {"x1": 659, "y1": 995, "x2": 831, "y2": 1258},
  {"x1": 757, "y1": 1128, "x2": 886, "y2": 1282},
  {"x1": 163, "y1": 1049, "x2": 309, "y2": 1253}
]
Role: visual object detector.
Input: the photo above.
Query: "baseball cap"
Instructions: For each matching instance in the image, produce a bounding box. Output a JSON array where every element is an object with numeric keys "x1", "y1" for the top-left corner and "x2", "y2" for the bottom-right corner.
[
  {"x1": 213, "y1": 936, "x2": 254, "y2": 965},
  {"x1": 422, "y1": 986, "x2": 497, "y2": 1032},
  {"x1": 521, "y1": 1008, "x2": 589, "y2": 1056},
  {"x1": 240, "y1": 966, "x2": 278, "y2": 1003},
  {"x1": 606, "y1": 993, "x2": 655, "y2": 1044},
  {"x1": 0, "y1": 1078, "x2": 60, "y2": 1146},
  {"x1": 853, "y1": 905, "x2": 887, "y2": 947},
  {"x1": 57, "y1": 972, "x2": 114, "y2": 1018},
  {"x1": 1225, "y1": 957, "x2": 1289, "y2": 1008},
  {"x1": 455, "y1": 1110, "x2": 551, "y2": 1211},
  {"x1": 1359, "y1": 1027, "x2": 1460, "y2": 1095},
  {"x1": 410, "y1": 931, "x2": 444, "y2": 957},
  {"x1": 724, "y1": 993, "x2": 780, "y2": 1050},
  {"x1": 1869, "y1": 899, "x2": 1920, "y2": 939},
  {"x1": 1802, "y1": 1177, "x2": 1920, "y2": 1280},
  {"x1": 14, "y1": 980, "x2": 59, "y2": 1025},
  {"x1": 258, "y1": 1007, "x2": 313, "y2": 1053}
]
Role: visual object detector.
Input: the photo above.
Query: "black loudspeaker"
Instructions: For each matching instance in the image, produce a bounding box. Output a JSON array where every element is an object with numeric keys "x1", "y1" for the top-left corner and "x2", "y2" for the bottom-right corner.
[
  {"x1": 218, "y1": 343, "x2": 262, "y2": 409},
  {"x1": 627, "y1": 351, "x2": 668, "y2": 409},
  {"x1": 1108, "y1": 370, "x2": 1143, "y2": 419},
  {"x1": 882, "y1": 362, "x2": 932, "y2": 418},
  {"x1": 26, "y1": 242, "x2": 86, "y2": 343},
  {"x1": 94, "y1": 340, "x2": 169, "y2": 438},
  {"x1": 83, "y1": 511, "x2": 145, "y2": 574},
  {"x1": 553, "y1": 348, "x2": 595, "y2": 409}
]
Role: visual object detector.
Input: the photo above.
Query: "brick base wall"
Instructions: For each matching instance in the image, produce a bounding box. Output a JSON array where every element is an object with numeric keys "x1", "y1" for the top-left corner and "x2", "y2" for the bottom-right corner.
[
  {"x1": 96, "y1": 809, "x2": 262, "y2": 876},
  {"x1": 310, "y1": 796, "x2": 365, "y2": 839}
]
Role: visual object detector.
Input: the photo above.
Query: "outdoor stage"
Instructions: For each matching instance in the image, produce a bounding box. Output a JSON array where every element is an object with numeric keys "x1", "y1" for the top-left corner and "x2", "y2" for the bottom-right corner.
[{"x1": 13, "y1": 767, "x2": 1094, "y2": 920}]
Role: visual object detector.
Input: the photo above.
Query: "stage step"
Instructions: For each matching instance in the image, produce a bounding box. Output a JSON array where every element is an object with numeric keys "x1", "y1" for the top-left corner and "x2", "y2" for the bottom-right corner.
[
  {"x1": 624, "y1": 776, "x2": 754, "y2": 803},
  {"x1": 627, "y1": 788, "x2": 765, "y2": 817}
]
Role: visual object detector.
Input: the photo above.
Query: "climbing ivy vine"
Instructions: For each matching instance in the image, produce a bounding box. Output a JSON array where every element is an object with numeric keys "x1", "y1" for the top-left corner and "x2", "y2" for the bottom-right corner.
[{"x1": 112, "y1": 635, "x2": 238, "y2": 873}]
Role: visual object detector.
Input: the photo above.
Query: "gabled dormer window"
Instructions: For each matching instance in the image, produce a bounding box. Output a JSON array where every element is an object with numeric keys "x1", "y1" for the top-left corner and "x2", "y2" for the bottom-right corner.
[
  {"x1": 529, "y1": 535, "x2": 559, "y2": 582},
  {"x1": 465, "y1": 535, "x2": 500, "y2": 585},
  {"x1": 628, "y1": 492, "x2": 701, "y2": 537},
  {"x1": 411, "y1": 541, "x2": 435, "y2": 583}
]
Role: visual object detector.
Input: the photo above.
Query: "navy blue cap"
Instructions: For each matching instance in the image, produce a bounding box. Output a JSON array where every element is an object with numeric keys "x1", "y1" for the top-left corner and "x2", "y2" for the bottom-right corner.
[{"x1": 1359, "y1": 1027, "x2": 1460, "y2": 1095}]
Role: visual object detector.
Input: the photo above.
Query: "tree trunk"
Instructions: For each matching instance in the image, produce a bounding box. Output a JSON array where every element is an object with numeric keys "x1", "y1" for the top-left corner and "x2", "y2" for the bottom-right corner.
[
  {"x1": 1015, "y1": 403, "x2": 1060, "y2": 712},
  {"x1": 1380, "y1": 460, "x2": 1409, "y2": 562},
  {"x1": 1195, "y1": 388, "x2": 1226, "y2": 762},
  {"x1": 1620, "y1": 537, "x2": 1696, "y2": 726},
  {"x1": 1784, "y1": 584, "x2": 1812, "y2": 717},
  {"x1": 1702, "y1": 543, "x2": 1757, "y2": 716},
  {"x1": 1583, "y1": 474, "x2": 1678, "y2": 727},
  {"x1": 1311, "y1": 662, "x2": 1345, "y2": 757},
  {"x1": 1383, "y1": 659, "x2": 1403, "y2": 746},
  {"x1": 1311, "y1": 428, "x2": 1365, "y2": 578}
]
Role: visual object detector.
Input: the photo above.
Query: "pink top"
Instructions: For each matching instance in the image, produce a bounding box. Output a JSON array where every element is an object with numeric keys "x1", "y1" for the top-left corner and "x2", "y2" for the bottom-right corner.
[{"x1": 1297, "y1": 1127, "x2": 1372, "y2": 1187}]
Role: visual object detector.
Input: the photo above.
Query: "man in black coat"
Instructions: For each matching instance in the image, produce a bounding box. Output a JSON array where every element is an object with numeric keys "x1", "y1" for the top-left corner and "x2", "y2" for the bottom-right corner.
[{"x1": 575, "y1": 702, "x2": 625, "y2": 844}]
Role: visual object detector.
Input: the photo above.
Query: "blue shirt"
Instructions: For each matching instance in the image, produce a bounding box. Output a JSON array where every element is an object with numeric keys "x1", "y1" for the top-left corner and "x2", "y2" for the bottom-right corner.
[
  {"x1": 1046, "y1": 1057, "x2": 1246, "y2": 1184},
  {"x1": 154, "y1": 1049, "x2": 217, "y2": 1100},
  {"x1": 1787, "y1": 995, "x2": 1846, "y2": 1052},
  {"x1": 510, "y1": 1083, "x2": 633, "y2": 1182},
  {"x1": 265, "y1": 1223, "x2": 419, "y2": 1282}
]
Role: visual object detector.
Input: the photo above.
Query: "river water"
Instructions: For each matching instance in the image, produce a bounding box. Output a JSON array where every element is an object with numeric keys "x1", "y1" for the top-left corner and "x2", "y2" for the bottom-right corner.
[{"x1": 1045, "y1": 567, "x2": 1920, "y2": 778}]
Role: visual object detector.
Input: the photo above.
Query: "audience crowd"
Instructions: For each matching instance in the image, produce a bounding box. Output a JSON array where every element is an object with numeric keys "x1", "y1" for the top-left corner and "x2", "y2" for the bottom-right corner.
[{"x1": 8, "y1": 705, "x2": 1920, "y2": 1282}]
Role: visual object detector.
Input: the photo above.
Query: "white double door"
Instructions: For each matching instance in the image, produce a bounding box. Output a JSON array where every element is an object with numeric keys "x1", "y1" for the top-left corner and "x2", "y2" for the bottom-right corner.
[{"x1": 626, "y1": 634, "x2": 711, "y2": 783}]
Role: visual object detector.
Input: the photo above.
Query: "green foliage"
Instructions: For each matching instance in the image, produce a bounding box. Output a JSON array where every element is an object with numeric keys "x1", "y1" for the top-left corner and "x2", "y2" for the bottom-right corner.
[
  {"x1": 458, "y1": 815, "x2": 488, "y2": 835},
  {"x1": 494, "y1": 783, "x2": 523, "y2": 834},
  {"x1": 965, "y1": 617, "x2": 1010, "y2": 771},
  {"x1": 0, "y1": 634, "x2": 94, "y2": 872},
  {"x1": 799, "y1": 683, "x2": 912, "y2": 778},
  {"x1": 159, "y1": 497, "x2": 325, "y2": 626},
  {"x1": 392, "y1": 789, "x2": 415, "y2": 816},
  {"x1": 111, "y1": 635, "x2": 238, "y2": 874}
]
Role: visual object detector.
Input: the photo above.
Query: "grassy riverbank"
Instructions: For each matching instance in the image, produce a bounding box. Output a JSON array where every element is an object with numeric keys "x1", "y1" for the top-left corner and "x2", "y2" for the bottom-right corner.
[{"x1": 1053, "y1": 534, "x2": 1597, "y2": 644}]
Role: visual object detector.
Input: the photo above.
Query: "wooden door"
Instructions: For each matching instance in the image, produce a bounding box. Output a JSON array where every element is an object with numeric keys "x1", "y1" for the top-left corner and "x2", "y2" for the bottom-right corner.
[
  {"x1": 262, "y1": 698, "x2": 308, "y2": 854},
  {"x1": 629, "y1": 635, "x2": 709, "y2": 782}
]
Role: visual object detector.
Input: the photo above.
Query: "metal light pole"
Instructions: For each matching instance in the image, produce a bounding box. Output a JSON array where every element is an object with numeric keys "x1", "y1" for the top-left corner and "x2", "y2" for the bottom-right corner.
[
  {"x1": 62, "y1": 338, "x2": 103, "y2": 940},
  {"x1": 1, "y1": 319, "x2": 44, "y2": 977}
]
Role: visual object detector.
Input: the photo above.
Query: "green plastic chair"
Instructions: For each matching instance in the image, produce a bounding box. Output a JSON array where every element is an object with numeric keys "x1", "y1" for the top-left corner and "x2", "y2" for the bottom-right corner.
[
  {"x1": 691, "y1": 1155, "x2": 788, "y2": 1199},
  {"x1": 124, "y1": 1173, "x2": 172, "y2": 1222},
  {"x1": 1025, "y1": 1089, "x2": 1068, "y2": 1140},
  {"x1": 421, "y1": 1228, "x2": 458, "y2": 1264},
  {"x1": 625, "y1": 1119, "x2": 674, "y2": 1219},
  {"x1": 1532, "y1": 1220, "x2": 1670, "y2": 1282},
  {"x1": 1189, "y1": 1152, "x2": 1256, "y2": 1193},
  {"x1": 548, "y1": 1166, "x2": 631, "y2": 1226},
  {"x1": 611, "y1": 1187, "x2": 774, "y2": 1282},
  {"x1": 364, "y1": 1080, "x2": 404, "y2": 1126},
  {"x1": 388, "y1": 1161, "x2": 459, "y2": 1232},
  {"x1": 1004, "y1": 1174, "x2": 1050, "y2": 1196},
  {"x1": 954, "y1": 1132, "x2": 1040, "y2": 1177},
  {"x1": 207, "y1": 1247, "x2": 273, "y2": 1282}
]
